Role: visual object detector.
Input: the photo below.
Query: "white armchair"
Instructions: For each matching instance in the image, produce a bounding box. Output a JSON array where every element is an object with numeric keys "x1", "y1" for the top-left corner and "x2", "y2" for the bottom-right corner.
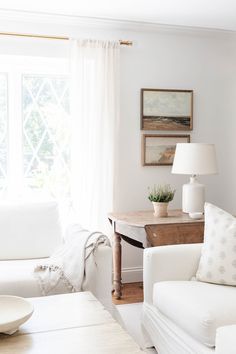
[
  {"x1": 0, "y1": 201, "x2": 112, "y2": 309},
  {"x1": 142, "y1": 244, "x2": 236, "y2": 354}
]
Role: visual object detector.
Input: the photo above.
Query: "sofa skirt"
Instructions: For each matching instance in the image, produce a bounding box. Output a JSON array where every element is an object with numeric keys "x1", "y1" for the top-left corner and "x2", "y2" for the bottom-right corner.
[{"x1": 141, "y1": 303, "x2": 214, "y2": 354}]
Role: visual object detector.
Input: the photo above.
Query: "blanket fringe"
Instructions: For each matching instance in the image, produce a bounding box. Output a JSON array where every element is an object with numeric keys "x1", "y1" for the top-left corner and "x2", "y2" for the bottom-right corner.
[{"x1": 35, "y1": 265, "x2": 77, "y2": 295}]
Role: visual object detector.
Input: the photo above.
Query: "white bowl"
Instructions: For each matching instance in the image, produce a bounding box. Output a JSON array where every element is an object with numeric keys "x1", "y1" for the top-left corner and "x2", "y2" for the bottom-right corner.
[
  {"x1": 189, "y1": 212, "x2": 204, "y2": 220},
  {"x1": 0, "y1": 295, "x2": 34, "y2": 334}
]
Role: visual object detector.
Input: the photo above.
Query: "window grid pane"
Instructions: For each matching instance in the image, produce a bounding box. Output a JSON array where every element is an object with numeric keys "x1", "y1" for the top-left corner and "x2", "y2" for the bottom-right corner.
[{"x1": 22, "y1": 75, "x2": 71, "y2": 199}]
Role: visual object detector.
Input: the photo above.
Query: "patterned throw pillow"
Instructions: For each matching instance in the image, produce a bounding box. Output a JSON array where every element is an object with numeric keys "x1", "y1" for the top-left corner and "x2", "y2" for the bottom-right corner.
[{"x1": 196, "y1": 203, "x2": 236, "y2": 286}]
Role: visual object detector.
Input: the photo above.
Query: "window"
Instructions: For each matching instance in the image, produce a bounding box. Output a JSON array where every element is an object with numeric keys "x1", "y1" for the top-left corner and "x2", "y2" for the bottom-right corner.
[
  {"x1": 23, "y1": 75, "x2": 70, "y2": 198},
  {"x1": 0, "y1": 55, "x2": 70, "y2": 201}
]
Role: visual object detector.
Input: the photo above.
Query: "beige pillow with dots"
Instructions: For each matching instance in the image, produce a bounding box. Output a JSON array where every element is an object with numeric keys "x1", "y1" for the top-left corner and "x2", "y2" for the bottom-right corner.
[{"x1": 196, "y1": 203, "x2": 236, "y2": 286}]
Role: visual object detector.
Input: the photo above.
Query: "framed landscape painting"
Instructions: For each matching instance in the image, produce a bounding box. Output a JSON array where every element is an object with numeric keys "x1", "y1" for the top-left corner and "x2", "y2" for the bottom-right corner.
[
  {"x1": 142, "y1": 134, "x2": 190, "y2": 166},
  {"x1": 141, "y1": 88, "x2": 193, "y2": 130}
]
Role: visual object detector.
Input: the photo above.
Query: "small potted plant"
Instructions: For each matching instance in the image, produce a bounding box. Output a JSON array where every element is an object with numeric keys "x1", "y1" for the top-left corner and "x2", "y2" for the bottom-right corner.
[{"x1": 148, "y1": 184, "x2": 175, "y2": 217}]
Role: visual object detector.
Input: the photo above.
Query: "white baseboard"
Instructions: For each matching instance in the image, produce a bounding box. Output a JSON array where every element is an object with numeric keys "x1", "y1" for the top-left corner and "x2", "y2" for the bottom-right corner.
[{"x1": 121, "y1": 266, "x2": 143, "y2": 283}]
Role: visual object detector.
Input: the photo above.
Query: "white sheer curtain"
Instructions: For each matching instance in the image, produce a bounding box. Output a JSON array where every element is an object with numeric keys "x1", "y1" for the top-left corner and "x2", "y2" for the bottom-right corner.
[{"x1": 70, "y1": 39, "x2": 120, "y2": 232}]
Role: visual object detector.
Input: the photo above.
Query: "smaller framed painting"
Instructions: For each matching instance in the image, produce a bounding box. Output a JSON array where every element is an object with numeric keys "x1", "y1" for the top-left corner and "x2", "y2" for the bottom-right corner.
[
  {"x1": 142, "y1": 134, "x2": 190, "y2": 166},
  {"x1": 141, "y1": 88, "x2": 193, "y2": 131}
]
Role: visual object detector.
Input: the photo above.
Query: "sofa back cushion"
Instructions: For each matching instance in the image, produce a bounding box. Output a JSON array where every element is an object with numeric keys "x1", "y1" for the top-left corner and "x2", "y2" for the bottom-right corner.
[{"x1": 0, "y1": 201, "x2": 62, "y2": 260}]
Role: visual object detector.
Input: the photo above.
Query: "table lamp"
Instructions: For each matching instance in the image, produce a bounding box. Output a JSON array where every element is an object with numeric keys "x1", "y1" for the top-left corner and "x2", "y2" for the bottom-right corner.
[{"x1": 172, "y1": 143, "x2": 217, "y2": 218}]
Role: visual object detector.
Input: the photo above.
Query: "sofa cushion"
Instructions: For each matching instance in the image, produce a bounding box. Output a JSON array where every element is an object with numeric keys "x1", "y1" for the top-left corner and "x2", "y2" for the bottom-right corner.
[
  {"x1": 0, "y1": 258, "x2": 68, "y2": 297},
  {"x1": 196, "y1": 203, "x2": 236, "y2": 286},
  {"x1": 0, "y1": 201, "x2": 62, "y2": 259},
  {"x1": 153, "y1": 280, "x2": 236, "y2": 347}
]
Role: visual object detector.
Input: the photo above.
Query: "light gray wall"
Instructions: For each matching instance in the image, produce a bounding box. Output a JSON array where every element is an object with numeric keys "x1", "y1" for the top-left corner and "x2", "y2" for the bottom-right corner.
[{"x1": 115, "y1": 28, "x2": 236, "y2": 281}]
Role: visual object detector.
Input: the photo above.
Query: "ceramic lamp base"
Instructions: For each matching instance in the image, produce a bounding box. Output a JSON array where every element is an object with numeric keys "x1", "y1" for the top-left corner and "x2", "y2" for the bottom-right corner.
[{"x1": 182, "y1": 176, "x2": 205, "y2": 215}]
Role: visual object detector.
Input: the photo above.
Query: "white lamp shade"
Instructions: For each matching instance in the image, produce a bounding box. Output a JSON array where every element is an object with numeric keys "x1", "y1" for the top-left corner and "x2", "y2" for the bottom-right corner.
[{"x1": 172, "y1": 143, "x2": 218, "y2": 175}]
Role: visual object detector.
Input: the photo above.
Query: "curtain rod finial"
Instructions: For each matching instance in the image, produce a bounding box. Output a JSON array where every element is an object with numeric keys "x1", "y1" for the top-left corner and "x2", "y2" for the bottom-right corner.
[{"x1": 119, "y1": 40, "x2": 133, "y2": 46}]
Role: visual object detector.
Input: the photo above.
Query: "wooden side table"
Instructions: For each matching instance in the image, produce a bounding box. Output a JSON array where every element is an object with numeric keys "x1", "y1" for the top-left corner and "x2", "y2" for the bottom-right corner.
[{"x1": 108, "y1": 210, "x2": 204, "y2": 299}]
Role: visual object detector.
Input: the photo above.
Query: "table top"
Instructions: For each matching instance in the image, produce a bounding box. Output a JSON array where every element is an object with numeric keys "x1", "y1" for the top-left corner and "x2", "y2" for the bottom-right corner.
[
  {"x1": 0, "y1": 292, "x2": 142, "y2": 354},
  {"x1": 108, "y1": 209, "x2": 204, "y2": 227}
]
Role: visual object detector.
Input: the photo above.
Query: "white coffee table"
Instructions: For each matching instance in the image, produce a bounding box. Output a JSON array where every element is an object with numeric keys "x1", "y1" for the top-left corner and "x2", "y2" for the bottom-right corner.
[{"x1": 0, "y1": 292, "x2": 142, "y2": 353}]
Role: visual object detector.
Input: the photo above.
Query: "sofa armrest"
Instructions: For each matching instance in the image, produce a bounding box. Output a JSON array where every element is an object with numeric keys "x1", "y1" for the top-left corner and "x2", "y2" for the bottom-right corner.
[
  {"x1": 216, "y1": 325, "x2": 236, "y2": 354},
  {"x1": 64, "y1": 223, "x2": 112, "y2": 311},
  {"x1": 143, "y1": 243, "x2": 202, "y2": 304},
  {"x1": 82, "y1": 244, "x2": 112, "y2": 311}
]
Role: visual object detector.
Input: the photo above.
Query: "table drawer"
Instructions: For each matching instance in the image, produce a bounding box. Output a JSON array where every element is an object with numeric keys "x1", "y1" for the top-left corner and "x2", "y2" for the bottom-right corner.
[{"x1": 145, "y1": 223, "x2": 204, "y2": 247}]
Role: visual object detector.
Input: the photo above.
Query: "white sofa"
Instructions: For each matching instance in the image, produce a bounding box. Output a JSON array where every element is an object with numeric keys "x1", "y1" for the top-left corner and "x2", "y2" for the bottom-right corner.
[
  {"x1": 142, "y1": 244, "x2": 236, "y2": 354},
  {"x1": 0, "y1": 201, "x2": 112, "y2": 309}
]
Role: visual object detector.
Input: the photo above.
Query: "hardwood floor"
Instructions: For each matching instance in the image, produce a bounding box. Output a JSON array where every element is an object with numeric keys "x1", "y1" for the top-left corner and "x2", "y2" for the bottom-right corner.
[{"x1": 112, "y1": 282, "x2": 143, "y2": 305}]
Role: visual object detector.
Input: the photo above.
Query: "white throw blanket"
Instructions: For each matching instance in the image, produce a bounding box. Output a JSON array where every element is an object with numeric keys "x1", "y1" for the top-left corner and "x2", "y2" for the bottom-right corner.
[{"x1": 34, "y1": 224, "x2": 110, "y2": 295}]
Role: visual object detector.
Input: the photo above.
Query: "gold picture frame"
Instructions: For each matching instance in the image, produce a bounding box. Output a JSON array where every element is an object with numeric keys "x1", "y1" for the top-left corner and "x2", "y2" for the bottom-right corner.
[{"x1": 142, "y1": 134, "x2": 190, "y2": 166}]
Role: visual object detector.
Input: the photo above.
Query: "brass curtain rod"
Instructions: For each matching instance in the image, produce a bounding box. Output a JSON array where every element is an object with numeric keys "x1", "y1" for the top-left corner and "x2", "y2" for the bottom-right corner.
[{"x1": 0, "y1": 32, "x2": 133, "y2": 46}]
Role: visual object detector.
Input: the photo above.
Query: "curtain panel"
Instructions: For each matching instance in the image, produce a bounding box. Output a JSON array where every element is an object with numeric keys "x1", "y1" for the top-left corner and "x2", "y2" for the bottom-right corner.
[{"x1": 70, "y1": 39, "x2": 120, "y2": 232}]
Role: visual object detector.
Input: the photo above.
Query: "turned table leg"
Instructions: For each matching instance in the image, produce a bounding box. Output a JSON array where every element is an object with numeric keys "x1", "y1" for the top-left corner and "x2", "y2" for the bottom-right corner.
[{"x1": 113, "y1": 231, "x2": 122, "y2": 299}]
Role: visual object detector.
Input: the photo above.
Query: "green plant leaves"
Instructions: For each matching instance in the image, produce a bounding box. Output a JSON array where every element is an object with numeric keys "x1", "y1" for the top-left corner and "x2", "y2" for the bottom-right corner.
[{"x1": 148, "y1": 184, "x2": 175, "y2": 203}]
